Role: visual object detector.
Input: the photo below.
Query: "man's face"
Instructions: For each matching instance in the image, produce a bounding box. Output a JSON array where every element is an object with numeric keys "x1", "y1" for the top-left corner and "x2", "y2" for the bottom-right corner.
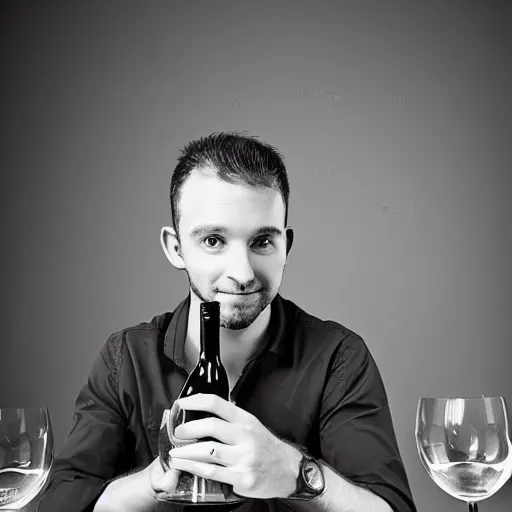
[{"x1": 176, "y1": 167, "x2": 290, "y2": 330}]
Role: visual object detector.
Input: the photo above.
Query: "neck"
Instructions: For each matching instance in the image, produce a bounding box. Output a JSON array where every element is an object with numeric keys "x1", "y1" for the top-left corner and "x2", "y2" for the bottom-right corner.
[{"x1": 185, "y1": 292, "x2": 272, "y2": 378}]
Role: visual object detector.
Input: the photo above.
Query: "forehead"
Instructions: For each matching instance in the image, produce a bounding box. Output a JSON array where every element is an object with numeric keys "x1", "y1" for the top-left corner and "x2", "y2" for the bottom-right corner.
[{"x1": 178, "y1": 168, "x2": 285, "y2": 231}]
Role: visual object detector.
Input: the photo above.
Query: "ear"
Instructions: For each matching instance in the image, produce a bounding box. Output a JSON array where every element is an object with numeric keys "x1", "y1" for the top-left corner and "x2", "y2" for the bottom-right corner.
[
  {"x1": 160, "y1": 226, "x2": 185, "y2": 269},
  {"x1": 285, "y1": 226, "x2": 294, "y2": 257}
]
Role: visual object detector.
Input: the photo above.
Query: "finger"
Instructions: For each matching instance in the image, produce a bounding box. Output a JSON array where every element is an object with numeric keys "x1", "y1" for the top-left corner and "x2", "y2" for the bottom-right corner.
[
  {"x1": 174, "y1": 417, "x2": 240, "y2": 445},
  {"x1": 169, "y1": 441, "x2": 236, "y2": 466},
  {"x1": 149, "y1": 458, "x2": 180, "y2": 494},
  {"x1": 168, "y1": 457, "x2": 233, "y2": 486},
  {"x1": 154, "y1": 469, "x2": 180, "y2": 494},
  {"x1": 177, "y1": 394, "x2": 246, "y2": 423}
]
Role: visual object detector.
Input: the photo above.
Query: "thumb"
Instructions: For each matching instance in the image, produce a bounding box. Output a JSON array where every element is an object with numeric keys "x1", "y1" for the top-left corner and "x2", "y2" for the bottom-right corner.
[{"x1": 149, "y1": 456, "x2": 180, "y2": 494}]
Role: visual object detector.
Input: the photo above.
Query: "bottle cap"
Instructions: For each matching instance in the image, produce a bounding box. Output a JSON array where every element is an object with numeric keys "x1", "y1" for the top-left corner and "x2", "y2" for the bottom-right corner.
[{"x1": 200, "y1": 301, "x2": 220, "y2": 319}]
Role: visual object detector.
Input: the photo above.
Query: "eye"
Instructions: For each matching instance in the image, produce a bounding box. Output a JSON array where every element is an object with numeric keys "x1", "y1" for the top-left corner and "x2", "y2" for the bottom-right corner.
[
  {"x1": 202, "y1": 236, "x2": 224, "y2": 249},
  {"x1": 253, "y1": 237, "x2": 273, "y2": 250}
]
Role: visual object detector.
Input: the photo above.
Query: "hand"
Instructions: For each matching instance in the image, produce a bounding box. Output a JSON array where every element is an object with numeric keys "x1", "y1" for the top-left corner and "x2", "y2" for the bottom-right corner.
[
  {"x1": 167, "y1": 393, "x2": 302, "y2": 500},
  {"x1": 146, "y1": 456, "x2": 181, "y2": 502},
  {"x1": 94, "y1": 458, "x2": 181, "y2": 511}
]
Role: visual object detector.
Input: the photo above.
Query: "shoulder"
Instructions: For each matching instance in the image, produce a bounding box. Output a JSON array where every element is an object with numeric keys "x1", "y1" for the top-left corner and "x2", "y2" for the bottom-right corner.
[
  {"x1": 282, "y1": 295, "x2": 369, "y2": 357},
  {"x1": 280, "y1": 296, "x2": 380, "y2": 387},
  {"x1": 103, "y1": 311, "x2": 172, "y2": 350},
  {"x1": 285, "y1": 300, "x2": 389, "y2": 402},
  {"x1": 98, "y1": 311, "x2": 173, "y2": 379}
]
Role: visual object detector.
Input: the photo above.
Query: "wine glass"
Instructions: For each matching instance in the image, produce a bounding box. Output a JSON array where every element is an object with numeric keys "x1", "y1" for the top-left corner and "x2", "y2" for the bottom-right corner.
[
  {"x1": 415, "y1": 396, "x2": 512, "y2": 511},
  {"x1": 157, "y1": 400, "x2": 245, "y2": 507},
  {"x1": 0, "y1": 407, "x2": 53, "y2": 510}
]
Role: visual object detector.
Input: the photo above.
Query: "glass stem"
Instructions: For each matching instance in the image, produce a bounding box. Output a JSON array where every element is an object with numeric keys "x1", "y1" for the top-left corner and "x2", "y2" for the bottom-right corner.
[{"x1": 468, "y1": 503, "x2": 479, "y2": 512}]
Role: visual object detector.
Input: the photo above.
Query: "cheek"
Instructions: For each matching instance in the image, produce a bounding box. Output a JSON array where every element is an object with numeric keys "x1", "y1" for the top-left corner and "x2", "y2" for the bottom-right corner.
[
  {"x1": 187, "y1": 263, "x2": 216, "y2": 281},
  {"x1": 184, "y1": 255, "x2": 223, "y2": 283},
  {"x1": 260, "y1": 254, "x2": 287, "y2": 278},
  {"x1": 181, "y1": 245, "x2": 216, "y2": 270}
]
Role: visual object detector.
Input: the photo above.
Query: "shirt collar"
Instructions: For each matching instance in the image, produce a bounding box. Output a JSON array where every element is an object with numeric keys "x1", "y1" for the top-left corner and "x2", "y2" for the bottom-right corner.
[{"x1": 163, "y1": 292, "x2": 292, "y2": 370}]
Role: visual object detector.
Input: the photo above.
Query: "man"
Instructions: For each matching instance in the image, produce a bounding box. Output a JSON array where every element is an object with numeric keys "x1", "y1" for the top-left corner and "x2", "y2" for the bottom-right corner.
[{"x1": 38, "y1": 132, "x2": 416, "y2": 511}]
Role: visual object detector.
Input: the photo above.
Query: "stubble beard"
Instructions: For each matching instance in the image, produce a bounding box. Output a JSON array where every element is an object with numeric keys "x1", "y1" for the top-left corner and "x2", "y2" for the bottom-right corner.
[{"x1": 188, "y1": 274, "x2": 274, "y2": 330}]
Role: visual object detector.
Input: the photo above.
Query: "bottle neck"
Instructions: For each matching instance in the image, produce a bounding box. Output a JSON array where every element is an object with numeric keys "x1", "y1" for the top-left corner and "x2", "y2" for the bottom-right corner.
[{"x1": 200, "y1": 311, "x2": 220, "y2": 361}]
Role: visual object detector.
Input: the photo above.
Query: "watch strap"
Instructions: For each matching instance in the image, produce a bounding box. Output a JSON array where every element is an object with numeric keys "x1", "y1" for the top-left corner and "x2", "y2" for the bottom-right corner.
[{"x1": 287, "y1": 452, "x2": 325, "y2": 500}]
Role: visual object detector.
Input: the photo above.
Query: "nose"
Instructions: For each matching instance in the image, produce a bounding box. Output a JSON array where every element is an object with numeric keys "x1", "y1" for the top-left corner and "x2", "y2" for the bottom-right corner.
[{"x1": 225, "y1": 244, "x2": 256, "y2": 290}]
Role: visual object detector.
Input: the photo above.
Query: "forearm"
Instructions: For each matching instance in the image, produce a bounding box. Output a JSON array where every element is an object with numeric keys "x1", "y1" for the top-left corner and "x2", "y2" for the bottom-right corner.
[
  {"x1": 94, "y1": 468, "x2": 162, "y2": 512},
  {"x1": 285, "y1": 462, "x2": 393, "y2": 512}
]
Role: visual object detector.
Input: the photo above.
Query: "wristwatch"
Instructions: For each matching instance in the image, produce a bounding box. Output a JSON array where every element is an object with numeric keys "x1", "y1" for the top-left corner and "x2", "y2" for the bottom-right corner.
[{"x1": 287, "y1": 452, "x2": 325, "y2": 500}]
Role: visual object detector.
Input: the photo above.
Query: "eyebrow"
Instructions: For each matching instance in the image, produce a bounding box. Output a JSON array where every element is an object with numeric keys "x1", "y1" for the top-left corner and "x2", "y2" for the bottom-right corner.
[{"x1": 190, "y1": 225, "x2": 283, "y2": 239}]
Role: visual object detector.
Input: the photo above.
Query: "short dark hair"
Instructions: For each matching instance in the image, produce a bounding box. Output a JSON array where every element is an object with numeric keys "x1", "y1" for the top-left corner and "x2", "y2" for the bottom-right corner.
[{"x1": 170, "y1": 131, "x2": 290, "y2": 237}]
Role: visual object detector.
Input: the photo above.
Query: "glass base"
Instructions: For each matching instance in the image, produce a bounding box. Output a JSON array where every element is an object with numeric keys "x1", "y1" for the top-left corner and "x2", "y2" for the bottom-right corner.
[{"x1": 155, "y1": 473, "x2": 245, "y2": 505}]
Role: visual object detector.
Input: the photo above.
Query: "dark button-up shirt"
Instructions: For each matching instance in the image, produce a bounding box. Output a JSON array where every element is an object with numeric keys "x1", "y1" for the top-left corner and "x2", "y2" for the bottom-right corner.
[{"x1": 38, "y1": 293, "x2": 416, "y2": 511}]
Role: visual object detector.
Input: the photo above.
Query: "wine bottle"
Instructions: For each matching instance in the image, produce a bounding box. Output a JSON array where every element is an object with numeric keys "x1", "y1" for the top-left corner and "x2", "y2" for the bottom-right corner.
[
  {"x1": 178, "y1": 300, "x2": 229, "y2": 426},
  {"x1": 159, "y1": 301, "x2": 244, "y2": 505}
]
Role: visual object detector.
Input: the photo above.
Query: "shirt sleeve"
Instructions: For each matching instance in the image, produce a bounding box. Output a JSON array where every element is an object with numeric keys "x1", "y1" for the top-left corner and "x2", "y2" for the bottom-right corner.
[
  {"x1": 318, "y1": 334, "x2": 417, "y2": 512},
  {"x1": 37, "y1": 331, "x2": 134, "y2": 512}
]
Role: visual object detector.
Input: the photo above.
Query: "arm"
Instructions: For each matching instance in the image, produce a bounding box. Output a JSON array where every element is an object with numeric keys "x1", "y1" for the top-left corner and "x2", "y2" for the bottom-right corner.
[
  {"x1": 308, "y1": 334, "x2": 417, "y2": 511},
  {"x1": 93, "y1": 458, "x2": 181, "y2": 511},
  {"x1": 37, "y1": 332, "x2": 142, "y2": 512},
  {"x1": 284, "y1": 453, "x2": 393, "y2": 512},
  {"x1": 317, "y1": 462, "x2": 393, "y2": 512},
  {"x1": 93, "y1": 466, "x2": 152, "y2": 512},
  {"x1": 38, "y1": 331, "x2": 186, "y2": 512},
  {"x1": 254, "y1": 334, "x2": 412, "y2": 511}
]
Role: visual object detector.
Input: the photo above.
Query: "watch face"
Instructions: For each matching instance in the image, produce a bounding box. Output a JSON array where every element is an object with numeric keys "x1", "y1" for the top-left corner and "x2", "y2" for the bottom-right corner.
[{"x1": 303, "y1": 461, "x2": 324, "y2": 491}]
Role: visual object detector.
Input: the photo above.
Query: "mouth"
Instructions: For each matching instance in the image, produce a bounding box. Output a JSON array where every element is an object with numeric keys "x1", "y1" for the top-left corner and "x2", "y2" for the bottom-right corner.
[{"x1": 218, "y1": 290, "x2": 260, "y2": 296}]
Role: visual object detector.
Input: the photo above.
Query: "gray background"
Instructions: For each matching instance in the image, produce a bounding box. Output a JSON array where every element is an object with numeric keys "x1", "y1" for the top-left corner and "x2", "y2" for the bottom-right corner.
[{"x1": 1, "y1": 1, "x2": 511, "y2": 510}]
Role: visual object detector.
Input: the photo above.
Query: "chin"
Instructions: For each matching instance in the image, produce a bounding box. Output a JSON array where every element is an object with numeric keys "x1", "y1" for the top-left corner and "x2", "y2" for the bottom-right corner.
[
  {"x1": 221, "y1": 299, "x2": 272, "y2": 330},
  {"x1": 220, "y1": 319, "x2": 254, "y2": 330},
  {"x1": 220, "y1": 309, "x2": 261, "y2": 329}
]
